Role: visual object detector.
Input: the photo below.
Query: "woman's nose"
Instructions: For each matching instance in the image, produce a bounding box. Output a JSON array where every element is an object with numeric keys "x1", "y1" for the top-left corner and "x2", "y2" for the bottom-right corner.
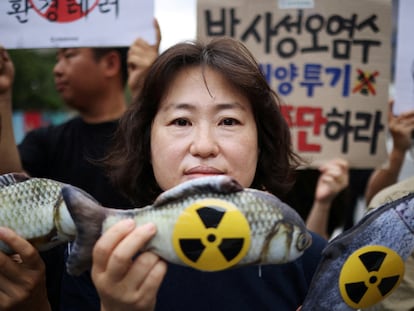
[{"x1": 189, "y1": 126, "x2": 219, "y2": 158}]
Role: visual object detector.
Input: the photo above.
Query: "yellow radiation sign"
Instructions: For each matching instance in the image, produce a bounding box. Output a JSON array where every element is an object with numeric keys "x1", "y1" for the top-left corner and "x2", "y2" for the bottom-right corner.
[
  {"x1": 339, "y1": 245, "x2": 405, "y2": 309},
  {"x1": 172, "y1": 198, "x2": 251, "y2": 271}
]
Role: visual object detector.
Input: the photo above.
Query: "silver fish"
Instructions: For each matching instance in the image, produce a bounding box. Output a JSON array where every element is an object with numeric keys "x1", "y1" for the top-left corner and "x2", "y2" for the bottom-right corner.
[
  {"x1": 301, "y1": 192, "x2": 414, "y2": 311},
  {"x1": 0, "y1": 173, "x2": 312, "y2": 276},
  {"x1": 0, "y1": 173, "x2": 78, "y2": 252}
]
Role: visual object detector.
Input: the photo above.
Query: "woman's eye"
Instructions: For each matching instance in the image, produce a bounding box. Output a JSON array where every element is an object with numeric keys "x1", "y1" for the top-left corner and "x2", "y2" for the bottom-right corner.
[
  {"x1": 221, "y1": 118, "x2": 240, "y2": 126},
  {"x1": 172, "y1": 118, "x2": 190, "y2": 126}
]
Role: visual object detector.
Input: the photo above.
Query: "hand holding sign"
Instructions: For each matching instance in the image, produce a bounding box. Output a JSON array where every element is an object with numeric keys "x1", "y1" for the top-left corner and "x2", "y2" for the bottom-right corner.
[
  {"x1": 127, "y1": 19, "x2": 161, "y2": 99},
  {"x1": 389, "y1": 100, "x2": 414, "y2": 153}
]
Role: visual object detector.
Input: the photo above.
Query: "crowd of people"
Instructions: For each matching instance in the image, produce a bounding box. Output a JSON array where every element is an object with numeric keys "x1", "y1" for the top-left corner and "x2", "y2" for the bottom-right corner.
[{"x1": 0, "y1": 15, "x2": 413, "y2": 311}]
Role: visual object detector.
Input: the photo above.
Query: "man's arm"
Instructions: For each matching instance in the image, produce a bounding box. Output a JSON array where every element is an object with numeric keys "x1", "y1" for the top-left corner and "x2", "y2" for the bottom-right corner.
[
  {"x1": 305, "y1": 158, "x2": 349, "y2": 239},
  {"x1": 0, "y1": 46, "x2": 23, "y2": 174},
  {"x1": 127, "y1": 19, "x2": 161, "y2": 100},
  {"x1": 365, "y1": 101, "x2": 414, "y2": 204}
]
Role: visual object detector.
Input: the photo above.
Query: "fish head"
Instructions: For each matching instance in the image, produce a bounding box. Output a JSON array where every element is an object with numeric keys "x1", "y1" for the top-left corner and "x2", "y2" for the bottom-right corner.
[{"x1": 264, "y1": 222, "x2": 312, "y2": 263}]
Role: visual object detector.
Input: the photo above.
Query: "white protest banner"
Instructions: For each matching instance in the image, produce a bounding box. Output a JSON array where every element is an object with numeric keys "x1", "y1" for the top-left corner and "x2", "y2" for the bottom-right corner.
[
  {"x1": 197, "y1": 0, "x2": 391, "y2": 168},
  {"x1": 394, "y1": 0, "x2": 414, "y2": 115},
  {"x1": 0, "y1": 0, "x2": 155, "y2": 49}
]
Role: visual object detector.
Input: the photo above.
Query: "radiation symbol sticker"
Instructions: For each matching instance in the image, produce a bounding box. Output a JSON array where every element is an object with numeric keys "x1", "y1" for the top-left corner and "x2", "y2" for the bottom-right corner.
[
  {"x1": 339, "y1": 245, "x2": 404, "y2": 309},
  {"x1": 172, "y1": 198, "x2": 251, "y2": 271}
]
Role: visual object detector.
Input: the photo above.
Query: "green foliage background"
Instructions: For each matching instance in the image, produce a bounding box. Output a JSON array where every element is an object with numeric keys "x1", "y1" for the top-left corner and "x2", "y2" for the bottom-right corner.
[{"x1": 8, "y1": 49, "x2": 65, "y2": 111}]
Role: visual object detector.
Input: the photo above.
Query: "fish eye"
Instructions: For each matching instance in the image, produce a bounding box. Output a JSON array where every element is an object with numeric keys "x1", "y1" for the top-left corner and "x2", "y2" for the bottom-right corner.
[{"x1": 296, "y1": 232, "x2": 311, "y2": 251}]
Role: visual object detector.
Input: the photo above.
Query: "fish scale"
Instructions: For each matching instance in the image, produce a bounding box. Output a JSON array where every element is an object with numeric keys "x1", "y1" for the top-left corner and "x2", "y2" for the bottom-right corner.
[{"x1": 0, "y1": 178, "x2": 61, "y2": 241}]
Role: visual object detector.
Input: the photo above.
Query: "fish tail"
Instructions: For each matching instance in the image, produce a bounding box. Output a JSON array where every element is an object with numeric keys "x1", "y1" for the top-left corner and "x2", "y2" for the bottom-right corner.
[{"x1": 61, "y1": 185, "x2": 107, "y2": 276}]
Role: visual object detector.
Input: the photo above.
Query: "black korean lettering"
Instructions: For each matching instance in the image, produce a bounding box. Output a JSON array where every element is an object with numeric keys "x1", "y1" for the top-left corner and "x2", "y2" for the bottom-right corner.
[
  {"x1": 276, "y1": 38, "x2": 298, "y2": 58},
  {"x1": 356, "y1": 14, "x2": 379, "y2": 33},
  {"x1": 7, "y1": 0, "x2": 32, "y2": 23},
  {"x1": 370, "y1": 110, "x2": 385, "y2": 154},
  {"x1": 325, "y1": 108, "x2": 353, "y2": 153},
  {"x1": 273, "y1": 10, "x2": 303, "y2": 33},
  {"x1": 347, "y1": 14, "x2": 381, "y2": 63},
  {"x1": 204, "y1": 8, "x2": 240, "y2": 37},
  {"x1": 265, "y1": 10, "x2": 303, "y2": 55},
  {"x1": 326, "y1": 14, "x2": 357, "y2": 38},
  {"x1": 354, "y1": 111, "x2": 384, "y2": 154},
  {"x1": 353, "y1": 39, "x2": 381, "y2": 64},
  {"x1": 332, "y1": 39, "x2": 351, "y2": 60},
  {"x1": 241, "y1": 15, "x2": 262, "y2": 43},
  {"x1": 353, "y1": 112, "x2": 371, "y2": 143},
  {"x1": 99, "y1": 0, "x2": 119, "y2": 16},
  {"x1": 301, "y1": 14, "x2": 328, "y2": 53}
]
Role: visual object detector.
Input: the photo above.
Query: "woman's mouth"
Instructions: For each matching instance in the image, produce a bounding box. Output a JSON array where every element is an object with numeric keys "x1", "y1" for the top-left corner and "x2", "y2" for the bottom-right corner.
[{"x1": 184, "y1": 166, "x2": 224, "y2": 178}]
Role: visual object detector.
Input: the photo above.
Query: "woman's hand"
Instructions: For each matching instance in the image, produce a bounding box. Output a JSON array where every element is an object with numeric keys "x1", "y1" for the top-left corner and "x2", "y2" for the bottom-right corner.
[{"x1": 92, "y1": 219, "x2": 167, "y2": 311}]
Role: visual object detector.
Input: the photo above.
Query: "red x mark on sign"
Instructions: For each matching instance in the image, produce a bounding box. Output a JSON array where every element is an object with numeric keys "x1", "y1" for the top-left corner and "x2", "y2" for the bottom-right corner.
[{"x1": 352, "y1": 69, "x2": 379, "y2": 95}]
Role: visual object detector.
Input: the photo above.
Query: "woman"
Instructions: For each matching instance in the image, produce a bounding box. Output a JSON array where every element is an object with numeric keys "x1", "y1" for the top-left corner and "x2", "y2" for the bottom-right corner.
[{"x1": 94, "y1": 37, "x2": 327, "y2": 311}]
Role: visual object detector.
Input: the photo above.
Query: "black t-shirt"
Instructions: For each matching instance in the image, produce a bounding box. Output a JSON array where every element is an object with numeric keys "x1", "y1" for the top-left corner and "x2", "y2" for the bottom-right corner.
[
  {"x1": 19, "y1": 116, "x2": 129, "y2": 208},
  {"x1": 18, "y1": 116, "x2": 130, "y2": 311}
]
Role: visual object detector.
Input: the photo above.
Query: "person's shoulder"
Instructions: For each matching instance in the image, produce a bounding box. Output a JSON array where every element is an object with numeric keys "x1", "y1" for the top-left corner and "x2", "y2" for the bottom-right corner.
[
  {"x1": 368, "y1": 176, "x2": 414, "y2": 210},
  {"x1": 19, "y1": 117, "x2": 81, "y2": 148},
  {"x1": 26, "y1": 116, "x2": 80, "y2": 136}
]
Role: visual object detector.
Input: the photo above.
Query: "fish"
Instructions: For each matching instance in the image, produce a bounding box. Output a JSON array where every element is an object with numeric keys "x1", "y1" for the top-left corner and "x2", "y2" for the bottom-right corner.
[
  {"x1": 300, "y1": 192, "x2": 414, "y2": 311},
  {"x1": 0, "y1": 172, "x2": 312, "y2": 276},
  {"x1": 0, "y1": 172, "x2": 78, "y2": 252}
]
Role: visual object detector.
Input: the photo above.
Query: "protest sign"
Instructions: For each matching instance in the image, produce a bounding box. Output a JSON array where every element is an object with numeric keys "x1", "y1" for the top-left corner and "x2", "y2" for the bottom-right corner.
[
  {"x1": 1, "y1": 0, "x2": 155, "y2": 49},
  {"x1": 197, "y1": 0, "x2": 391, "y2": 168}
]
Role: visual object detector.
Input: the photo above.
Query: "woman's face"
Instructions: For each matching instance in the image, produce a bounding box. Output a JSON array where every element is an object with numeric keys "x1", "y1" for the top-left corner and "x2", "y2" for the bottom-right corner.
[{"x1": 151, "y1": 66, "x2": 259, "y2": 191}]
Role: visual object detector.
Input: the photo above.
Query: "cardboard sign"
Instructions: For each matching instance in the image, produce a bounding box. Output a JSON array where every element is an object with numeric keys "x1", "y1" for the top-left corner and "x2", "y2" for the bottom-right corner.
[
  {"x1": 394, "y1": 0, "x2": 414, "y2": 115},
  {"x1": 0, "y1": 0, "x2": 155, "y2": 49},
  {"x1": 197, "y1": 0, "x2": 391, "y2": 168}
]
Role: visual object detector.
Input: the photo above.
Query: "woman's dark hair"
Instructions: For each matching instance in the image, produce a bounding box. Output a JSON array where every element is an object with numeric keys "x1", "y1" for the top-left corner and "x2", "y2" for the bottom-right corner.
[{"x1": 105, "y1": 37, "x2": 301, "y2": 206}]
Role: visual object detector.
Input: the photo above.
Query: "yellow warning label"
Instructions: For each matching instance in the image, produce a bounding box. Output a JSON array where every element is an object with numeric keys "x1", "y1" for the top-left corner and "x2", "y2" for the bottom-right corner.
[
  {"x1": 172, "y1": 198, "x2": 251, "y2": 271},
  {"x1": 339, "y1": 245, "x2": 404, "y2": 309}
]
